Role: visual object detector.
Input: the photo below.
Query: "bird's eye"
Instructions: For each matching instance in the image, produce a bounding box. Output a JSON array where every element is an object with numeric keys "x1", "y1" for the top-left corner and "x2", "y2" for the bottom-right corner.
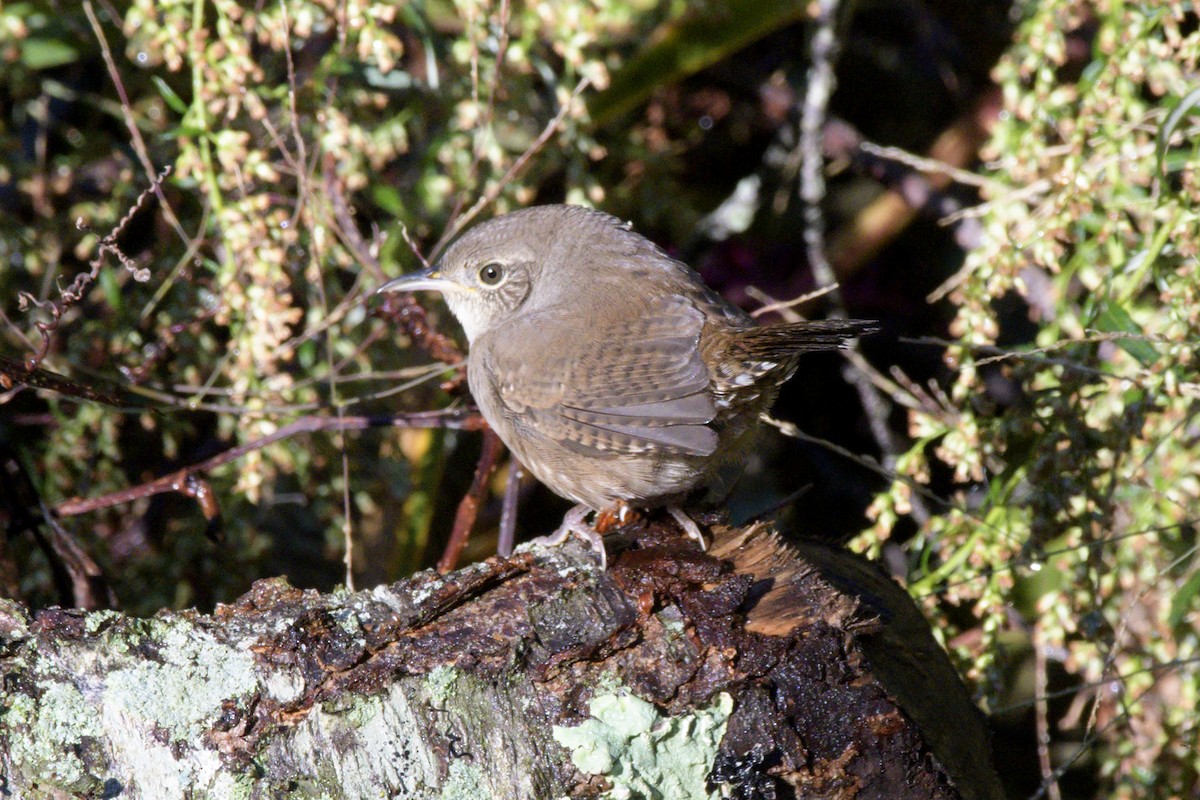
[{"x1": 478, "y1": 262, "x2": 505, "y2": 286}]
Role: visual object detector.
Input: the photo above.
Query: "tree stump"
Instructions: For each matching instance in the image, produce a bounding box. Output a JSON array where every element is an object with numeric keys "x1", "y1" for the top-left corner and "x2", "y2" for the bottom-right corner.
[{"x1": 0, "y1": 518, "x2": 1003, "y2": 799}]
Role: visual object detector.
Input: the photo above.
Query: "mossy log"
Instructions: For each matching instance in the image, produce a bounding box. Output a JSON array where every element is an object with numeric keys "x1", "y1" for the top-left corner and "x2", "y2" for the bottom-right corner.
[{"x1": 0, "y1": 518, "x2": 1003, "y2": 799}]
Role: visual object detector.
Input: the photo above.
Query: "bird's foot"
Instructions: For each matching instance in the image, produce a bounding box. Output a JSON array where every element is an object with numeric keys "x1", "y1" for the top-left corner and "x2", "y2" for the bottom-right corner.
[
  {"x1": 667, "y1": 506, "x2": 707, "y2": 551},
  {"x1": 523, "y1": 504, "x2": 607, "y2": 568}
]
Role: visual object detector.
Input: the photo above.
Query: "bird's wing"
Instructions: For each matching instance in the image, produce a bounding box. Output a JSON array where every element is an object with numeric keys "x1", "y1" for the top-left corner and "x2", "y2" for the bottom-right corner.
[{"x1": 478, "y1": 296, "x2": 718, "y2": 457}]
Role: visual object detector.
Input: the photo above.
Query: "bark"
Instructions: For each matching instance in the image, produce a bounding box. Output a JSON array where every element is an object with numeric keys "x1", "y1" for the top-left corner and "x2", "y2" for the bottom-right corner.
[{"x1": 0, "y1": 518, "x2": 1004, "y2": 800}]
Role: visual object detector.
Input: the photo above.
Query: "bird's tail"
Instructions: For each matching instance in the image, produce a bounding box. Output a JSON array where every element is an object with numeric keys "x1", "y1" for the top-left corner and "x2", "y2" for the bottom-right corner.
[{"x1": 728, "y1": 318, "x2": 878, "y2": 361}]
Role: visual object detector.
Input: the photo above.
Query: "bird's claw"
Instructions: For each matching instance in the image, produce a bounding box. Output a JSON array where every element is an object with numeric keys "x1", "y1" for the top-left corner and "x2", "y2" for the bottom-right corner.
[
  {"x1": 667, "y1": 506, "x2": 707, "y2": 550},
  {"x1": 522, "y1": 504, "x2": 607, "y2": 568},
  {"x1": 520, "y1": 504, "x2": 703, "y2": 569}
]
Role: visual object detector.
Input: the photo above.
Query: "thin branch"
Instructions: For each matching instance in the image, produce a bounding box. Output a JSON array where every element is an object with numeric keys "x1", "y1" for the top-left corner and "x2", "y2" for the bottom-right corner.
[
  {"x1": 1, "y1": 446, "x2": 117, "y2": 610},
  {"x1": 746, "y1": 283, "x2": 840, "y2": 319},
  {"x1": 430, "y1": 77, "x2": 592, "y2": 261},
  {"x1": 919, "y1": 519, "x2": 1198, "y2": 601},
  {"x1": 497, "y1": 456, "x2": 523, "y2": 558},
  {"x1": 15, "y1": 166, "x2": 170, "y2": 373},
  {"x1": 0, "y1": 356, "x2": 148, "y2": 410},
  {"x1": 798, "y1": 0, "x2": 843, "y2": 294},
  {"x1": 760, "y1": 414, "x2": 997, "y2": 539},
  {"x1": 317, "y1": 155, "x2": 464, "y2": 372},
  {"x1": 81, "y1": 0, "x2": 189, "y2": 244},
  {"x1": 792, "y1": 2, "x2": 922, "y2": 524},
  {"x1": 900, "y1": 335, "x2": 1170, "y2": 386},
  {"x1": 437, "y1": 425, "x2": 505, "y2": 574},
  {"x1": 857, "y1": 140, "x2": 997, "y2": 190},
  {"x1": 55, "y1": 410, "x2": 483, "y2": 518},
  {"x1": 1033, "y1": 622, "x2": 1063, "y2": 800},
  {"x1": 824, "y1": 117, "x2": 986, "y2": 254}
]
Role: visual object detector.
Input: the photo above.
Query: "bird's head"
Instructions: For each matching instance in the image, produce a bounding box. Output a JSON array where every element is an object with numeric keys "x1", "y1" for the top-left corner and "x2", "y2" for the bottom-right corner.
[{"x1": 375, "y1": 205, "x2": 648, "y2": 343}]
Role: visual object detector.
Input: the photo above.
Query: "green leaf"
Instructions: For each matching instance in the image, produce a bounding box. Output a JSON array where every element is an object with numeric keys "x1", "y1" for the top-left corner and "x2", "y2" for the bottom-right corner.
[
  {"x1": 1094, "y1": 301, "x2": 1158, "y2": 367},
  {"x1": 1168, "y1": 567, "x2": 1200, "y2": 630},
  {"x1": 1157, "y1": 86, "x2": 1200, "y2": 180},
  {"x1": 373, "y1": 184, "x2": 405, "y2": 216},
  {"x1": 20, "y1": 37, "x2": 79, "y2": 69},
  {"x1": 297, "y1": 339, "x2": 317, "y2": 370},
  {"x1": 589, "y1": 0, "x2": 811, "y2": 125},
  {"x1": 98, "y1": 264, "x2": 122, "y2": 313},
  {"x1": 152, "y1": 76, "x2": 189, "y2": 115},
  {"x1": 163, "y1": 125, "x2": 209, "y2": 139}
]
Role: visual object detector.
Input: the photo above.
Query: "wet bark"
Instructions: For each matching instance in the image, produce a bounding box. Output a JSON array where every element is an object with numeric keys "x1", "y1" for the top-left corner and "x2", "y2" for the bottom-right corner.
[{"x1": 0, "y1": 518, "x2": 1003, "y2": 799}]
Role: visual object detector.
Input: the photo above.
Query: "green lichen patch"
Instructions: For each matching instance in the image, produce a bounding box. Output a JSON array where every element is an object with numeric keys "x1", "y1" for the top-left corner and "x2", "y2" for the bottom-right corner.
[
  {"x1": 101, "y1": 617, "x2": 260, "y2": 744},
  {"x1": 438, "y1": 759, "x2": 490, "y2": 800},
  {"x1": 7, "y1": 680, "x2": 107, "y2": 793},
  {"x1": 553, "y1": 689, "x2": 734, "y2": 800},
  {"x1": 265, "y1": 681, "x2": 442, "y2": 799},
  {"x1": 425, "y1": 664, "x2": 461, "y2": 705}
]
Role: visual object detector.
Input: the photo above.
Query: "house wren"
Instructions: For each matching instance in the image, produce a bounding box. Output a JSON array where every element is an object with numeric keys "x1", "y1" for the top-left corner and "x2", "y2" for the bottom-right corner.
[{"x1": 378, "y1": 205, "x2": 875, "y2": 542}]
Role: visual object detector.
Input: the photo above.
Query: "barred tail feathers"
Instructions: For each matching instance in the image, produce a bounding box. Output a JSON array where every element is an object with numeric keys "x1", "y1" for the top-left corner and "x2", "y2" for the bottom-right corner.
[{"x1": 729, "y1": 319, "x2": 878, "y2": 361}]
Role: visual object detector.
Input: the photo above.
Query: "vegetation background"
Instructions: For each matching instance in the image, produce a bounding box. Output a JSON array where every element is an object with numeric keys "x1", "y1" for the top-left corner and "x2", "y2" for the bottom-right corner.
[{"x1": 1, "y1": 0, "x2": 1197, "y2": 797}]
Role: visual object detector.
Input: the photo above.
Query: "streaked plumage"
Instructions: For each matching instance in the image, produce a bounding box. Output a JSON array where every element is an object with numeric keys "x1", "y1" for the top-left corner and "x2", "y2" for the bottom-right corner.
[{"x1": 379, "y1": 205, "x2": 875, "y2": 512}]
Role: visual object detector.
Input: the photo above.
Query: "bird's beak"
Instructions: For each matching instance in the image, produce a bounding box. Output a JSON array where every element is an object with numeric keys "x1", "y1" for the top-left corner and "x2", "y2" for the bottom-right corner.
[{"x1": 375, "y1": 269, "x2": 468, "y2": 296}]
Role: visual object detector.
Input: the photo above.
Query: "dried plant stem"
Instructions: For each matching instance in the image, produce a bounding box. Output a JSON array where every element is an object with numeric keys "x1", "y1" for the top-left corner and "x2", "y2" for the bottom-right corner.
[
  {"x1": 1033, "y1": 622, "x2": 1063, "y2": 800},
  {"x1": 81, "y1": 0, "x2": 189, "y2": 245}
]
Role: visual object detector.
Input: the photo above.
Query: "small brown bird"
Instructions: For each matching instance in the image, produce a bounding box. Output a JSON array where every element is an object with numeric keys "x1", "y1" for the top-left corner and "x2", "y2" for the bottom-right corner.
[{"x1": 379, "y1": 205, "x2": 874, "y2": 551}]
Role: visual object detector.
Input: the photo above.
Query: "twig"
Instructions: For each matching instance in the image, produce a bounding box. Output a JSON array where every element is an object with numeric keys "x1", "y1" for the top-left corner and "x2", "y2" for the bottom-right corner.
[
  {"x1": 318, "y1": 155, "x2": 464, "y2": 372},
  {"x1": 15, "y1": 167, "x2": 170, "y2": 373},
  {"x1": 825, "y1": 118, "x2": 986, "y2": 254},
  {"x1": 122, "y1": 303, "x2": 219, "y2": 386},
  {"x1": 934, "y1": 177, "x2": 1051, "y2": 229},
  {"x1": 798, "y1": 0, "x2": 843, "y2": 293},
  {"x1": 974, "y1": 330, "x2": 1198, "y2": 366},
  {"x1": 437, "y1": 425, "x2": 505, "y2": 573},
  {"x1": 0, "y1": 356, "x2": 148, "y2": 409},
  {"x1": 0, "y1": 307, "x2": 36, "y2": 353},
  {"x1": 1033, "y1": 621, "x2": 1063, "y2": 800},
  {"x1": 826, "y1": 90, "x2": 999, "y2": 281},
  {"x1": 1, "y1": 446, "x2": 116, "y2": 610},
  {"x1": 308, "y1": 175, "x2": 356, "y2": 589},
  {"x1": 761, "y1": 414, "x2": 957, "y2": 529},
  {"x1": 430, "y1": 77, "x2": 592, "y2": 260},
  {"x1": 857, "y1": 140, "x2": 997, "y2": 190},
  {"x1": 791, "y1": 1, "x2": 928, "y2": 522},
  {"x1": 899, "y1": 335, "x2": 1160, "y2": 385},
  {"x1": 279, "y1": 0, "x2": 312, "y2": 233},
  {"x1": 55, "y1": 410, "x2": 482, "y2": 518},
  {"x1": 439, "y1": 0, "x2": 513, "y2": 233},
  {"x1": 395, "y1": 221, "x2": 431, "y2": 271},
  {"x1": 321, "y1": 153, "x2": 382, "y2": 274},
  {"x1": 747, "y1": 283, "x2": 839, "y2": 318},
  {"x1": 341, "y1": 439, "x2": 355, "y2": 589},
  {"x1": 373, "y1": 293, "x2": 466, "y2": 370},
  {"x1": 1021, "y1": 563, "x2": 1187, "y2": 800},
  {"x1": 497, "y1": 456, "x2": 523, "y2": 557},
  {"x1": 81, "y1": 1, "x2": 188, "y2": 244},
  {"x1": 138, "y1": 202, "x2": 211, "y2": 323},
  {"x1": 920, "y1": 519, "x2": 1199, "y2": 601}
]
